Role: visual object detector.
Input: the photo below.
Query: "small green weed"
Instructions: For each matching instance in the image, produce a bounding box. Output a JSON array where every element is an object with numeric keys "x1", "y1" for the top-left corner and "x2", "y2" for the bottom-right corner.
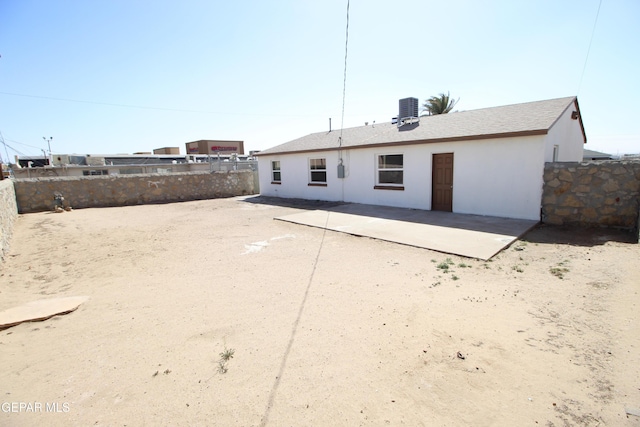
[
  {"x1": 220, "y1": 348, "x2": 235, "y2": 362},
  {"x1": 550, "y1": 260, "x2": 570, "y2": 279},
  {"x1": 550, "y1": 266, "x2": 569, "y2": 279},
  {"x1": 437, "y1": 262, "x2": 450, "y2": 271},
  {"x1": 437, "y1": 258, "x2": 456, "y2": 271},
  {"x1": 217, "y1": 347, "x2": 235, "y2": 374}
]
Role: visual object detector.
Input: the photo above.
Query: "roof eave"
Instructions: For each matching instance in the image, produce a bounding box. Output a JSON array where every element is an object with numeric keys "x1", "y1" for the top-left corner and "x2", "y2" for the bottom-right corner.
[
  {"x1": 547, "y1": 97, "x2": 586, "y2": 144},
  {"x1": 256, "y1": 129, "x2": 549, "y2": 156},
  {"x1": 574, "y1": 98, "x2": 587, "y2": 144}
]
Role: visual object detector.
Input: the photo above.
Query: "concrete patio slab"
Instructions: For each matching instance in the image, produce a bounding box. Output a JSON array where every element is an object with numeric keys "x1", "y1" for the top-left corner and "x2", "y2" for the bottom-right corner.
[{"x1": 275, "y1": 204, "x2": 539, "y2": 260}]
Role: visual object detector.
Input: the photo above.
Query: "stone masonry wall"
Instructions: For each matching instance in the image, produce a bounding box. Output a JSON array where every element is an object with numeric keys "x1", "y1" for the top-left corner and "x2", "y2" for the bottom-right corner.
[
  {"x1": 0, "y1": 179, "x2": 19, "y2": 262},
  {"x1": 542, "y1": 161, "x2": 640, "y2": 229},
  {"x1": 13, "y1": 170, "x2": 257, "y2": 214}
]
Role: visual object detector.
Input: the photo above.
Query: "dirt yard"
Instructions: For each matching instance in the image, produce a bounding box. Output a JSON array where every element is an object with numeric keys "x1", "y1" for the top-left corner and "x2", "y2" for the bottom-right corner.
[{"x1": 1, "y1": 196, "x2": 639, "y2": 426}]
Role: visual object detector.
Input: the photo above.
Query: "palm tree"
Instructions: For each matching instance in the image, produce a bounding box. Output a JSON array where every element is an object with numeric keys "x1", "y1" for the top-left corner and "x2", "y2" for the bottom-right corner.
[{"x1": 421, "y1": 92, "x2": 459, "y2": 116}]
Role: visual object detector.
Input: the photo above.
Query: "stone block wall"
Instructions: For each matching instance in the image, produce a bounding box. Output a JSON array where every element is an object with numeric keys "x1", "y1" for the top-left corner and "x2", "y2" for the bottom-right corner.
[
  {"x1": 13, "y1": 170, "x2": 257, "y2": 214},
  {"x1": 0, "y1": 179, "x2": 19, "y2": 261},
  {"x1": 542, "y1": 161, "x2": 640, "y2": 228}
]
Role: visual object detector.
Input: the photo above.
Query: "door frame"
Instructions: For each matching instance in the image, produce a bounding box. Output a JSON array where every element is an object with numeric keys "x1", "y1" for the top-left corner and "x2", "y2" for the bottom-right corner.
[{"x1": 431, "y1": 152, "x2": 454, "y2": 212}]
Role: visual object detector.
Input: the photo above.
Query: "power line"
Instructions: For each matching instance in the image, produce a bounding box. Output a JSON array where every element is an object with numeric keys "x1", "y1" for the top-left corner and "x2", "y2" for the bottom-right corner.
[
  {"x1": 0, "y1": 131, "x2": 9, "y2": 163},
  {"x1": 0, "y1": 131, "x2": 40, "y2": 158},
  {"x1": 338, "y1": 0, "x2": 350, "y2": 148},
  {"x1": 2, "y1": 142, "x2": 28, "y2": 157},
  {"x1": 4, "y1": 137, "x2": 43, "y2": 151},
  {"x1": 577, "y1": 0, "x2": 603, "y2": 95},
  {"x1": 337, "y1": 0, "x2": 350, "y2": 204}
]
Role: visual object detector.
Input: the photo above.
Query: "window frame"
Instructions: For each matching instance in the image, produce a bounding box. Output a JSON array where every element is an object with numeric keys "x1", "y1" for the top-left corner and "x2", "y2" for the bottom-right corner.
[
  {"x1": 82, "y1": 169, "x2": 108, "y2": 176},
  {"x1": 271, "y1": 160, "x2": 281, "y2": 184},
  {"x1": 308, "y1": 157, "x2": 327, "y2": 186},
  {"x1": 375, "y1": 153, "x2": 404, "y2": 190}
]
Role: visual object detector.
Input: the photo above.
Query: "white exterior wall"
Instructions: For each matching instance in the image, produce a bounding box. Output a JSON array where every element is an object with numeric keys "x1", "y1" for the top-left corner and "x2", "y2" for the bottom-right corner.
[
  {"x1": 258, "y1": 153, "x2": 344, "y2": 202},
  {"x1": 341, "y1": 145, "x2": 431, "y2": 209},
  {"x1": 450, "y1": 136, "x2": 545, "y2": 220},
  {"x1": 259, "y1": 134, "x2": 547, "y2": 220},
  {"x1": 544, "y1": 103, "x2": 585, "y2": 162}
]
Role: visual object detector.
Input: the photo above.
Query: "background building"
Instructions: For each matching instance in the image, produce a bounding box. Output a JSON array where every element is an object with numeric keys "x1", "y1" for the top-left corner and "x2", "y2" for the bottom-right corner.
[
  {"x1": 185, "y1": 140, "x2": 244, "y2": 155},
  {"x1": 153, "y1": 147, "x2": 181, "y2": 155}
]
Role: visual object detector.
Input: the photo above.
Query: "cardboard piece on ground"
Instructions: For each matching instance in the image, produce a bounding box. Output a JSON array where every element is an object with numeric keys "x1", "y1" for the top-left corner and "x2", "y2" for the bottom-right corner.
[
  {"x1": 0, "y1": 296, "x2": 89, "y2": 330},
  {"x1": 626, "y1": 407, "x2": 640, "y2": 417}
]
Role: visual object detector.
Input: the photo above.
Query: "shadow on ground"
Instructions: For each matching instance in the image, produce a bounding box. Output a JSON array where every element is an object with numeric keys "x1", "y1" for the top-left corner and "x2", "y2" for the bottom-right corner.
[
  {"x1": 522, "y1": 224, "x2": 637, "y2": 247},
  {"x1": 246, "y1": 196, "x2": 538, "y2": 235},
  {"x1": 242, "y1": 195, "x2": 344, "y2": 210}
]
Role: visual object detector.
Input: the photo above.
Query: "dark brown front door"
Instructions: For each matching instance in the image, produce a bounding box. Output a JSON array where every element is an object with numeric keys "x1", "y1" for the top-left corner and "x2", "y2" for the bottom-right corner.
[{"x1": 432, "y1": 153, "x2": 453, "y2": 212}]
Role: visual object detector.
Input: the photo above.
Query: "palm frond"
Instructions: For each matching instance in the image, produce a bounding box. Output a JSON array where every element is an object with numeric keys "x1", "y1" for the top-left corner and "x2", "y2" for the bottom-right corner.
[{"x1": 421, "y1": 92, "x2": 459, "y2": 115}]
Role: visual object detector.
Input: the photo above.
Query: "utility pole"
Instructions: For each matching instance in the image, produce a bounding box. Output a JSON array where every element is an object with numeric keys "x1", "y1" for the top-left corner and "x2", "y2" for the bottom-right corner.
[{"x1": 42, "y1": 136, "x2": 53, "y2": 166}]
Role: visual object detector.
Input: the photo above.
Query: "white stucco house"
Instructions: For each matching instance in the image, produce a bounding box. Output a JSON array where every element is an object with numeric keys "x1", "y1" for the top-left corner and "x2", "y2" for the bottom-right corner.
[{"x1": 256, "y1": 96, "x2": 586, "y2": 221}]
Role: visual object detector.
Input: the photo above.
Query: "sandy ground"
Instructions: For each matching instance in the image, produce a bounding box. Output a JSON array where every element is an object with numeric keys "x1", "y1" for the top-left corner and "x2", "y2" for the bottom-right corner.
[{"x1": 0, "y1": 196, "x2": 639, "y2": 427}]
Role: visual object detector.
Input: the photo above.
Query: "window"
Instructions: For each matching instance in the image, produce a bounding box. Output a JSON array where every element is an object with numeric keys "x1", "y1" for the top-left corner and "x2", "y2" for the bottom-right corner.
[
  {"x1": 82, "y1": 169, "x2": 108, "y2": 176},
  {"x1": 309, "y1": 158, "x2": 327, "y2": 184},
  {"x1": 271, "y1": 161, "x2": 281, "y2": 183},
  {"x1": 376, "y1": 154, "x2": 403, "y2": 188},
  {"x1": 552, "y1": 145, "x2": 559, "y2": 162}
]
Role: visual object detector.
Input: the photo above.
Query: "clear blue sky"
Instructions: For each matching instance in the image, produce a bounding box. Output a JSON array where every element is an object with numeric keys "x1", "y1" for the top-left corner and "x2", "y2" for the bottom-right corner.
[{"x1": 1, "y1": 0, "x2": 638, "y2": 160}]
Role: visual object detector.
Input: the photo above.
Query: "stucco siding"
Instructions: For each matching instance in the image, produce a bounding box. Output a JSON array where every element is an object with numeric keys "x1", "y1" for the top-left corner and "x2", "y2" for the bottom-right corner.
[
  {"x1": 451, "y1": 136, "x2": 545, "y2": 220},
  {"x1": 544, "y1": 103, "x2": 585, "y2": 162},
  {"x1": 259, "y1": 135, "x2": 548, "y2": 220},
  {"x1": 344, "y1": 146, "x2": 430, "y2": 209},
  {"x1": 259, "y1": 153, "x2": 343, "y2": 202}
]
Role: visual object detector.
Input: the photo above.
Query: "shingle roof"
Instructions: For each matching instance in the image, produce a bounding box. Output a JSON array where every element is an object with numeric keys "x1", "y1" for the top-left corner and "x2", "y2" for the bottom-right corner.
[
  {"x1": 583, "y1": 149, "x2": 612, "y2": 159},
  {"x1": 258, "y1": 96, "x2": 583, "y2": 155}
]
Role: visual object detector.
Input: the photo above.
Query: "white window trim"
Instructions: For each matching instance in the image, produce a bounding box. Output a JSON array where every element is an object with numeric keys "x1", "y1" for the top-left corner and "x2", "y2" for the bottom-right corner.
[
  {"x1": 271, "y1": 160, "x2": 281, "y2": 183},
  {"x1": 308, "y1": 157, "x2": 327, "y2": 185},
  {"x1": 375, "y1": 153, "x2": 404, "y2": 188}
]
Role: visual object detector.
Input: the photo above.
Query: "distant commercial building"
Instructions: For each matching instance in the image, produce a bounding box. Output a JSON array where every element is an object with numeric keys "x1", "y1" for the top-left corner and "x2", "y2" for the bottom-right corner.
[
  {"x1": 153, "y1": 147, "x2": 181, "y2": 155},
  {"x1": 185, "y1": 140, "x2": 244, "y2": 155}
]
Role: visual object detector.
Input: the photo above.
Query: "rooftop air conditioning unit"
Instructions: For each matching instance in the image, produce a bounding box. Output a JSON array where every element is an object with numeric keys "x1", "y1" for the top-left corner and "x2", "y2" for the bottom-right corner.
[{"x1": 398, "y1": 97, "x2": 419, "y2": 126}]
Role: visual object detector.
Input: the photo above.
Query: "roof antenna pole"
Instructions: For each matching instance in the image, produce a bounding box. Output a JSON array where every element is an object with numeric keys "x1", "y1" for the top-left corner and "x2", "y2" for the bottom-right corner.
[{"x1": 329, "y1": 118, "x2": 332, "y2": 132}]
